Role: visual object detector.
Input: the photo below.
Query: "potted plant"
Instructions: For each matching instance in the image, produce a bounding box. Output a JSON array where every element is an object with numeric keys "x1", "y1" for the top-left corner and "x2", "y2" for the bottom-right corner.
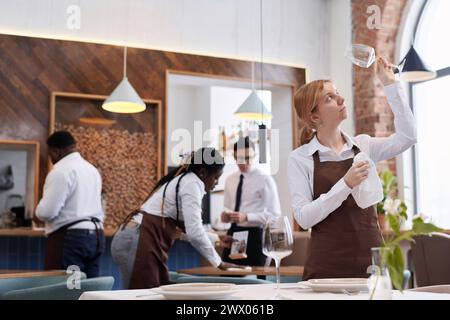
[
  {"x1": 377, "y1": 170, "x2": 403, "y2": 230},
  {"x1": 369, "y1": 206, "x2": 443, "y2": 299}
]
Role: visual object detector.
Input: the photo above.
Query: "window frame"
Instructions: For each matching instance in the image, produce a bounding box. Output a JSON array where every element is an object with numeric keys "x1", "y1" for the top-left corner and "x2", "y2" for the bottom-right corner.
[{"x1": 409, "y1": 0, "x2": 450, "y2": 216}]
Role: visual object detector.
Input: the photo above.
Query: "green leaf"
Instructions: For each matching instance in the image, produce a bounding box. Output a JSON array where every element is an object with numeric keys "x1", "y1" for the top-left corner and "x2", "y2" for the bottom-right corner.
[
  {"x1": 388, "y1": 230, "x2": 415, "y2": 247},
  {"x1": 387, "y1": 214, "x2": 401, "y2": 236},
  {"x1": 412, "y1": 220, "x2": 443, "y2": 234},
  {"x1": 381, "y1": 170, "x2": 397, "y2": 198},
  {"x1": 386, "y1": 245, "x2": 404, "y2": 291},
  {"x1": 399, "y1": 202, "x2": 408, "y2": 220},
  {"x1": 377, "y1": 201, "x2": 385, "y2": 215}
]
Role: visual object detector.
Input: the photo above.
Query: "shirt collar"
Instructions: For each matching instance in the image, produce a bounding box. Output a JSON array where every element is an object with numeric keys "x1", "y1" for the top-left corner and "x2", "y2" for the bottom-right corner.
[
  {"x1": 306, "y1": 131, "x2": 357, "y2": 156},
  {"x1": 240, "y1": 166, "x2": 256, "y2": 178},
  {"x1": 190, "y1": 172, "x2": 206, "y2": 195},
  {"x1": 54, "y1": 152, "x2": 82, "y2": 167}
]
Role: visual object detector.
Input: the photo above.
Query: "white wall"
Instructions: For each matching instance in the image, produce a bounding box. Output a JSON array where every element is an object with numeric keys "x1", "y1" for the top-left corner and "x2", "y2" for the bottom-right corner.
[
  {"x1": 270, "y1": 87, "x2": 292, "y2": 218},
  {"x1": 0, "y1": 0, "x2": 355, "y2": 135},
  {"x1": 0, "y1": 0, "x2": 330, "y2": 80},
  {"x1": 328, "y1": 0, "x2": 354, "y2": 135},
  {"x1": 167, "y1": 85, "x2": 195, "y2": 166},
  {"x1": 193, "y1": 86, "x2": 212, "y2": 147},
  {"x1": 167, "y1": 85, "x2": 211, "y2": 166},
  {"x1": 167, "y1": 84, "x2": 211, "y2": 166}
]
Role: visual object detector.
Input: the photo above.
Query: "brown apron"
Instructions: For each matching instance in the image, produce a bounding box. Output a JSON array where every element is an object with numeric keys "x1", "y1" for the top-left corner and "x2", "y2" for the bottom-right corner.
[
  {"x1": 128, "y1": 213, "x2": 184, "y2": 289},
  {"x1": 302, "y1": 146, "x2": 382, "y2": 280},
  {"x1": 44, "y1": 217, "x2": 102, "y2": 270}
]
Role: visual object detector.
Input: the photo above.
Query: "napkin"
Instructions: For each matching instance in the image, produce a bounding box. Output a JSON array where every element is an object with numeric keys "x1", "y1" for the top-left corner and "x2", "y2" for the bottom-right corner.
[{"x1": 351, "y1": 152, "x2": 383, "y2": 209}]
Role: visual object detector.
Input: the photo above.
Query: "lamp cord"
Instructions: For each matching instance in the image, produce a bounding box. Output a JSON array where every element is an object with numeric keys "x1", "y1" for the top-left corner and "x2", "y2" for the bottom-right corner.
[
  {"x1": 412, "y1": 0, "x2": 429, "y2": 46},
  {"x1": 259, "y1": 0, "x2": 264, "y2": 125},
  {"x1": 251, "y1": 61, "x2": 255, "y2": 90},
  {"x1": 123, "y1": 0, "x2": 131, "y2": 78},
  {"x1": 123, "y1": 46, "x2": 127, "y2": 78}
]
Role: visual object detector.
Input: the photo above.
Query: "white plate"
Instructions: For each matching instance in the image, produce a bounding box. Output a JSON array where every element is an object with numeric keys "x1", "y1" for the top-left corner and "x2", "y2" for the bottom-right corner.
[
  {"x1": 301, "y1": 278, "x2": 369, "y2": 293},
  {"x1": 152, "y1": 288, "x2": 241, "y2": 300},
  {"x1": 159, "y1": 282, "x2": 235, "y2": 292}
]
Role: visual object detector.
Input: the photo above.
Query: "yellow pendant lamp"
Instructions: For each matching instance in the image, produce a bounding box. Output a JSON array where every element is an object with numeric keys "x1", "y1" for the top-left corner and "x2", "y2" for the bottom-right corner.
[{"x1": 102, "y1": 46, "x2": 146, "y2": 113}]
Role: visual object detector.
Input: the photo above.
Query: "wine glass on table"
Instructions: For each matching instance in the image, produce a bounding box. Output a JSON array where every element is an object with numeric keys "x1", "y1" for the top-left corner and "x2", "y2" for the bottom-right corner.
[
  {"x1": 345, "y1": 44, "x2": 403, "y2": 73},
  {"x1": 262, "y1": 215, "x2": 294, "y2": 300}
]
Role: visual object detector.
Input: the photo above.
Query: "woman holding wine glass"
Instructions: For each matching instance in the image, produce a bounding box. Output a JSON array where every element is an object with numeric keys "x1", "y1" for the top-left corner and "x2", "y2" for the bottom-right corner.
[{"x1": 288, "y1": 57, "x2": 417, "y2": 280}]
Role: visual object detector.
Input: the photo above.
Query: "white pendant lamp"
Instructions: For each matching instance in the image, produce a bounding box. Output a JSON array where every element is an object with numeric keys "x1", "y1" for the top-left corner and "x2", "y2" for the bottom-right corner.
[
  {"x1": 234, "y1": 88, "x2": 272, "y2": 121},
  {"x1": 102, "y1": 47, "x2": 146, "y2": 113}
]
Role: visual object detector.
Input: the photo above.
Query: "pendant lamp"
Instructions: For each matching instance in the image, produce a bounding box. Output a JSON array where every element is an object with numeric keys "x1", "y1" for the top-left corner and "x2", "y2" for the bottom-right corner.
[
  {"x1": 397, "y1": 45, "x2": 437, "y2": 82},
  {"x1": 102, "y1": 47, "x2": 146, "y2": 113}
]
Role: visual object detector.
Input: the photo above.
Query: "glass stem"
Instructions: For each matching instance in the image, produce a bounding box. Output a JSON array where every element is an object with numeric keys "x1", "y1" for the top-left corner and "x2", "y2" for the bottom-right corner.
[{"x1": 275, "y1": 258, "x2": 281, "y2": 294}]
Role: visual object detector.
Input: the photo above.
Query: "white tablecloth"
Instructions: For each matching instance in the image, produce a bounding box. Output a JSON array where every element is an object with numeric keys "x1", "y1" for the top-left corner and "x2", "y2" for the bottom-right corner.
[{"x1": 79, "y1": 283, "x2": 450, "y2": 300}]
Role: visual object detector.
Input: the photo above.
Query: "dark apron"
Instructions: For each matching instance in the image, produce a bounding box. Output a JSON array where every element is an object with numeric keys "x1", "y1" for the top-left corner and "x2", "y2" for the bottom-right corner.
[
  {"x1": 44, "y1": 217, "x2": 102, "y2": 270},
  {"x1": 222, "y1": 223, "x2": 266, "y2": 266},
  {"x1": 128, "y1": 213, "x2": 185, "y2": 289},
  {"x1": 302, "y1": 146, "x2": 382, "y2": 280}
]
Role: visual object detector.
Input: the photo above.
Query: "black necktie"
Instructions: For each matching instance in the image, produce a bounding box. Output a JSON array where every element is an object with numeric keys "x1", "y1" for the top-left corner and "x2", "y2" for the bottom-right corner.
[{"x1": 234, "y1": 174, "x2": 244, "y2": 212}]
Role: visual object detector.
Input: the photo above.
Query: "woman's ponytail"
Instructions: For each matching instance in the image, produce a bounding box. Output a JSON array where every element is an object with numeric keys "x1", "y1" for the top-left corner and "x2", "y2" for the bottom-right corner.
[
  {"x1": 299, "y1": 121, "x2": 316, "y2": 145},
  {"x1": 294, "y1": 79, "x2": 331, "y2": 146}
]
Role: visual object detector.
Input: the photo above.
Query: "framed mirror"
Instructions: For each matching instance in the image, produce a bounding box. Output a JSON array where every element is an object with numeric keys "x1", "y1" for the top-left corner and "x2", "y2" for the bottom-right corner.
[{"x1": 0, "y1": 140, "x2": 40, "y2": 228}]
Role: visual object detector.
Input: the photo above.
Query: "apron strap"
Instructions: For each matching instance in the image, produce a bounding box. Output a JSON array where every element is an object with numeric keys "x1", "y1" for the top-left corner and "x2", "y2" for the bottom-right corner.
[
  {"x1": 45, "y1": 217, "x2": 102, "y2": 270},
  {"x1": 312, "y1": 143, "x2": 361, "y2": 165}
]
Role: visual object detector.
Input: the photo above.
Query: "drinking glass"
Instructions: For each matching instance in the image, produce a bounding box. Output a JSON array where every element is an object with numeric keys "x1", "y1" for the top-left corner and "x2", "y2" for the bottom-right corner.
[
  {"x1": 367, "y1": 247, "x2": 393, "y2": 300},
  {"x1": 345, "y1": 44, "x2": 402, "y2": 73},
  {"x1": 262, "y1": 215, "x2": 294, "y2": 299}
]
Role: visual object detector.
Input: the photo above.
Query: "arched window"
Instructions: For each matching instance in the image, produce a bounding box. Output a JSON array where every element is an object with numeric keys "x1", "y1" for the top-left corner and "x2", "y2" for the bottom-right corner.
[{"x1": 407, "y1": 0, "x2": 450, "y2": 228}]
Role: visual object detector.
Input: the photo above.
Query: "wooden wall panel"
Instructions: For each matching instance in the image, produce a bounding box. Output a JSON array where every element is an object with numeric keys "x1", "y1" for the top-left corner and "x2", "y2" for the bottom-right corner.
[{"x1": 0, "y1": 34, "x2": 306, "y2": 223}]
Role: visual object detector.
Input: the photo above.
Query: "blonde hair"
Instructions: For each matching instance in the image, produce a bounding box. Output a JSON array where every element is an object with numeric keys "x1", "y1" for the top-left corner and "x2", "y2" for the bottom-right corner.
[{"x1": 294, "y1": 80, "x2": 332, "y2": 145}]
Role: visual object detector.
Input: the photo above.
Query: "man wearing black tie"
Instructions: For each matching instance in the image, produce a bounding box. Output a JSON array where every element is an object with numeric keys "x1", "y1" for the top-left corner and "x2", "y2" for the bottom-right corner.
[{"x1": 221, "y1": 137, "x2": 281, "y2": 266}]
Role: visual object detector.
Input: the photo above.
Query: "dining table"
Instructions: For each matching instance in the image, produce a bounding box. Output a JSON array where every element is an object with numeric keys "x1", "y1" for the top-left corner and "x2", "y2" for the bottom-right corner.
[
  {"x1": 79, "y1": 283, "x2": 450, "y2": 300},
  {"x1": 176, "y1": 266, "x2": 303, "y2": 277}
]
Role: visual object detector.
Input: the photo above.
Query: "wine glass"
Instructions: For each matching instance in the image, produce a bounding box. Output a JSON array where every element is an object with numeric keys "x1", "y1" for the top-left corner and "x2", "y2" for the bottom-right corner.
[
  {"x1": 262, "y1": 215, "x2": 294, "y2": 299},
  {"x1": 345, "y1": 44, "x2": 402, "y2": 73}
]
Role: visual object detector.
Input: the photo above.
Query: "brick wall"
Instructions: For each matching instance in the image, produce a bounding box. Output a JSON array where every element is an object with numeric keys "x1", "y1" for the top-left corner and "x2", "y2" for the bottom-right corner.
[{"x1": 352, "y1": 0, "x2": 408, "y2": 173}]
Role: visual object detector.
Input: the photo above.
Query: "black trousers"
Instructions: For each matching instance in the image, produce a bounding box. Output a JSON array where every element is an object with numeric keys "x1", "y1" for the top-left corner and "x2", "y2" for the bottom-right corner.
[
  {"x1": 222, "y1": 224, "x2": 266, "y2": 266},
  {"x1": 62, "y1": 229, "x2": 105, "y2": 278}
]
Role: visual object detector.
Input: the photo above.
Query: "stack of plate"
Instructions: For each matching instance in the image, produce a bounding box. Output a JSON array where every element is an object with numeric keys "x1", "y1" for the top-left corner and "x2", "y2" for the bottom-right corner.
[{"x1": 153, "y1": 282, "x2": 240, "y2": 300}]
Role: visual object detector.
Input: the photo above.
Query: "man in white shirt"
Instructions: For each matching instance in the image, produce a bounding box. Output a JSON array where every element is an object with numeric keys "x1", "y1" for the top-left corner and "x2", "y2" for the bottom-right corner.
[
  {"x1": 221, "y1": 137, "x2": 281, "y2": 266},
  {"x1": 35, "y1": 131, "x2": 104, "y2": 278}
]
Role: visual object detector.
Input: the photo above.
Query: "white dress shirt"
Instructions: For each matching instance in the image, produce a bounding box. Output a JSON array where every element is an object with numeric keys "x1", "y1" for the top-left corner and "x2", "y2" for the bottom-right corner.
[
  {"x1": 136, "y1": 172, "x2": 222, "y2": 267},
  {"x1": 36, "y1": 152, "x2": 104, "y2": 234},
  {"x1": 288, "y1": 82, "x2": 417, "y2": 230},
  {"x1": 224, "y1": 167, "x2": 281, "y2": 227}
]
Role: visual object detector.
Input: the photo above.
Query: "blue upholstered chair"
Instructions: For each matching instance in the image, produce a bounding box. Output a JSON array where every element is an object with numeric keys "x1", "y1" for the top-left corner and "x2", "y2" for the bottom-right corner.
[
  {"x1": 2, "y1": 276, "x2": 114, "y2": 300},
  {"x1": 168, "y1": 271, "x2": 190, "y2": 283},
  {"x1": 0, "y1": 272, "x2": 86, "y2": 298}
]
